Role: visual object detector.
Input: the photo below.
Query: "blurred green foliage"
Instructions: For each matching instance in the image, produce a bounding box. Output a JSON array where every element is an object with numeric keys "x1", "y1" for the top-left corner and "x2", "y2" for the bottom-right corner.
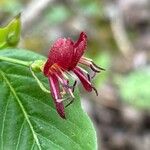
[
  {"x1": 44, "y1": 5, "x2": 71, "y2": 25},
  {"x1": 79, "y1": 0, "x2": 103, "y2": 16},
  {"x1": 0, "y1": 0, "x2": 22, "y2": 14},
  {"x1": 116, "y1": 68, "x2": 150, "y2": 110},
  {"x1": 94, "y1": 52, "x2": 110, "y2": 86}
]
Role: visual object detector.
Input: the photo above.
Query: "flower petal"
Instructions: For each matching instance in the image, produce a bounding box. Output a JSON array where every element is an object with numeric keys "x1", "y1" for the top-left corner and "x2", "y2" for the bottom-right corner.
[
  {"x1": 48, "y1": 74, "x2": 66, "y2": 119},
  {"x1": 44, "y1": 38, "x2": 74, "y2": 75},
  {"x1": 73, "y1": 67, "x2": 92, "y2": 92},
  {"x1": 43, "y1": 59, "x2": 52, "y2": 76},
  {"x1": 74, "y1": 32, "x2": 87, "y2": 50},
  {"x1": 69, "y1": 32, "x2": 87, "y2": 70}
]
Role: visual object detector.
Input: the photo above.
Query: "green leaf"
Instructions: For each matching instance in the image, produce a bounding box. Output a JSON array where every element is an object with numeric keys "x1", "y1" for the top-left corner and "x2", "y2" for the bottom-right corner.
[
  {"x1": 115, "y1": 68, "x2": 150, "y2": 110},
  {"x1": 0, "y1": 14, "x2": 21, "y2": 50},
  {"x1": 0, "y1": 49, "x2": 97, "y2": 150}
]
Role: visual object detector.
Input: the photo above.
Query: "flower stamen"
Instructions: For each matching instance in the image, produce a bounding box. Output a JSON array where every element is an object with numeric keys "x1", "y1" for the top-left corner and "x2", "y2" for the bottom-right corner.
[{"x1": 72, "y1": 80, "x2": 77, "y2": 92}]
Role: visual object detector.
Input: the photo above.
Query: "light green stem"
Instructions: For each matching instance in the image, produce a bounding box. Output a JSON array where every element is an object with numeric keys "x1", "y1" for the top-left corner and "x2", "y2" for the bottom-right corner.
[
  {"x1": 0, "y1": 56, "x2": 32, "y2": 66},
  {"x1": 30, "y1": 66, "x2": 50, "y2": 93}
]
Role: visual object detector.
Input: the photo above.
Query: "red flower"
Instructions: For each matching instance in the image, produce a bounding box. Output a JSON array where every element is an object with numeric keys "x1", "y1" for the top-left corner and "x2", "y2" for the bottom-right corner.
[{"x1": 43, "y1": 32, "x2": 104, "y2": 119}]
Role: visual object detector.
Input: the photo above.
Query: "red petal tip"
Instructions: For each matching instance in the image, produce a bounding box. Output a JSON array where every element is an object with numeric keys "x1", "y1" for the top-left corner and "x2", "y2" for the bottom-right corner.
[
  {"x1": 80, "y1": 32, "x2": 87, "y2": 39},
  {"x1": 56, "y1": 102, "x2": 66, "y2": 119}
]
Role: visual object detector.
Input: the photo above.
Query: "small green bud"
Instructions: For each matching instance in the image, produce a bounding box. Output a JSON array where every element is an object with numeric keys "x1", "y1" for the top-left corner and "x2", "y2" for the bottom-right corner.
[{"x1": 31, "y1": 60, "x2": 45, "y2": 72}]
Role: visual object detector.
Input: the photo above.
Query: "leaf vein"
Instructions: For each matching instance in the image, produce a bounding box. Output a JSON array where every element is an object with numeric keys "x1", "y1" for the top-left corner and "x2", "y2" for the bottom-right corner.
[
  {"x1": 31, "y1": 116, "x2": 83, "y2": 150},
  {"x1": 19, "y1": 92, "x2": 83, "y2": 131},
  {"x1": 15, "y1": 119, "x2": 25, "y2": 150},
  {"x1": 0, "y1": 93, "x2": 9, "y2": 150},
  {"x1": 0, "y1": 70, "x2": 42, "y2": 150},
  {"x1": 31, "y1": 141, "x2": 35, "y2": 150},
  {"x1": 37, "y1": 133, "x2": 65, "y2": 150}
]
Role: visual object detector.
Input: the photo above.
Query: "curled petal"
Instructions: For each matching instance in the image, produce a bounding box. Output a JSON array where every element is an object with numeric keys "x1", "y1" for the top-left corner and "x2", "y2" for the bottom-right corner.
[
  {"x1": 73, "y1": 67, "x2": 92, "y2": 92},
  {"x1": 48, "y1": 74, "x2": 66, "y2": 119},
  {"x1": 74, "y1": 32, "x2": 87, "y2": 49},
  {"x1": 69, "y1": 32, "x2": 87, "y2": 70}
]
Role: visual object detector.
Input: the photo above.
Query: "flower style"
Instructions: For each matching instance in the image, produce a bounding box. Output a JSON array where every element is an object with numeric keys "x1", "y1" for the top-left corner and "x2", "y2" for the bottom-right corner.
[{"x1": 43, "y1": 32, "x2": 104, "y2": 119}]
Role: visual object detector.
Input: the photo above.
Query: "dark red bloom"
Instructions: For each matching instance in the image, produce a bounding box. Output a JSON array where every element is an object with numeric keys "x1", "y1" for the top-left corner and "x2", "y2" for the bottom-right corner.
[{"x1": 43, "y1": 32, "x2": 104, "y2": 119}]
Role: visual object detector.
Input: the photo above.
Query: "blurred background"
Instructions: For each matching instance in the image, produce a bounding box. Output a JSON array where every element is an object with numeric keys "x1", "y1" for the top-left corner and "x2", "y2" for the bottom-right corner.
[{"x1": 0, "y1": 0, "x2": 150, "y2": 149}]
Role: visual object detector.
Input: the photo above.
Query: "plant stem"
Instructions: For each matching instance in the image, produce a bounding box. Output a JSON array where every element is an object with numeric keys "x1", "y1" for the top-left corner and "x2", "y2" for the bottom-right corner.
[
  {"x1": 30, "y1": 66, "x2": 50, "y2": 93},
  {"x1": 0, "y1": 56, "x2": 32, "y2": 66}
]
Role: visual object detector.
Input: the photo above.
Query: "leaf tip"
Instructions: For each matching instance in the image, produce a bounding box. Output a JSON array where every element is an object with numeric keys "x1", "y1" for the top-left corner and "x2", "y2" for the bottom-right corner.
[{"x1": 15, "y1": 12, "x2": 22, "y2": 19}]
